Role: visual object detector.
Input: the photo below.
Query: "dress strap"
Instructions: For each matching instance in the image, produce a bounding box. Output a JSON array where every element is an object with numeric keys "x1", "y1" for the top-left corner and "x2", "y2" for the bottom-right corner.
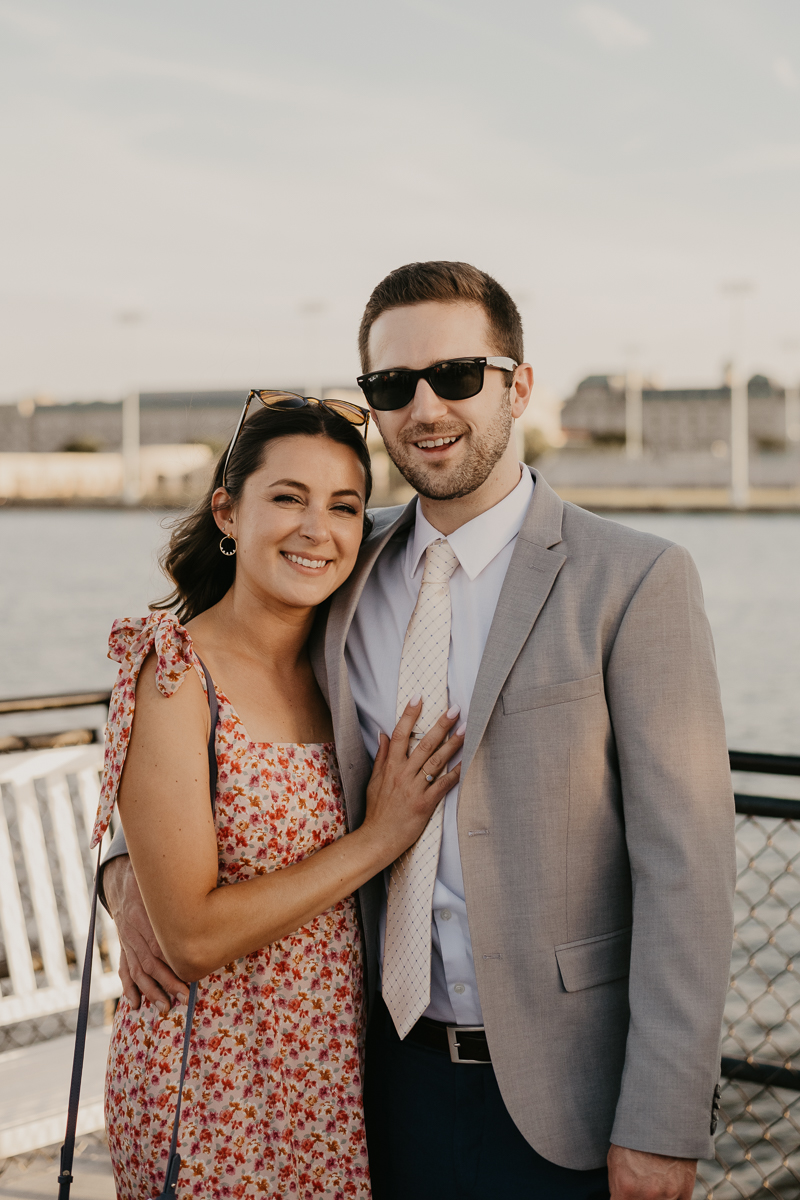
[
  {"x1": 92, "y1": 612, "x2": 208, "y2": 848},
  {"x1": 197, "y1": 656, "x2": 218, "y2": 816}
]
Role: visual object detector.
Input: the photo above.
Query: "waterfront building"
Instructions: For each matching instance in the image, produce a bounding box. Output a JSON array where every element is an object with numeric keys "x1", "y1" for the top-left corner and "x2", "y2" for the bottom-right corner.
[{"x1": 561, "y1": 373, "x2": 789, "y2": 455}]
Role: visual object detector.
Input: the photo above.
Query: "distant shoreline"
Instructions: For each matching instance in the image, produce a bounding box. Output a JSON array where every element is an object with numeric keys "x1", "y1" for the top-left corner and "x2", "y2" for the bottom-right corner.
[{"x1": 3, "y1": 486, "x2": 800, "y2": 514}]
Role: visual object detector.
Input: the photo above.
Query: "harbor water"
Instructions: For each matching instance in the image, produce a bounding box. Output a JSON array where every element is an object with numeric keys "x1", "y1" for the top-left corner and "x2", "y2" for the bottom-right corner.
[{"x1": 0, "y1": 506, "x2": 798, "y2": 764}]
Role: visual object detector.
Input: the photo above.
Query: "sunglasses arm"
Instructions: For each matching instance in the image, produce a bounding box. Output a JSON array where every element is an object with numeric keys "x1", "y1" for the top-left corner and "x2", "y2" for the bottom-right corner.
[
  {"x1": 221, "y1": 391, "x2": 258, "y2": 488},
  {"x1": 485, "y1": 357, "x2": 518, "y2": 371}
]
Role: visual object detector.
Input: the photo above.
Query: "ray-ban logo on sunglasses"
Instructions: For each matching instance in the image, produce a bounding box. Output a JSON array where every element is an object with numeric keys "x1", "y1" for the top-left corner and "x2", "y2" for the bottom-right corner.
[{"x1": 356, "y1": 357, "x2": 518, "y2": 412}]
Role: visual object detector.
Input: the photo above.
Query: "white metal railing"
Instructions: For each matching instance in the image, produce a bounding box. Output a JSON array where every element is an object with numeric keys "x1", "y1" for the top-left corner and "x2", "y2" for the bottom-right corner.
[{"x1": 0, "y1": 744, "x2": 122, "y2": 1158}]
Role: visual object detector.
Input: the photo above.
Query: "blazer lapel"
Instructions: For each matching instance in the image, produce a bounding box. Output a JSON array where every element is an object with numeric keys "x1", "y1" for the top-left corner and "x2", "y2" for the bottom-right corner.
[
  {"x1": 323, "y1": 500, "x2": 417, "y2": 831},
  {"x1": 460, "y1": 470, "x2": 567, "y2": 779},
  {"x1": 308, "y1": 605, "x2": 331, "y2": 707}
]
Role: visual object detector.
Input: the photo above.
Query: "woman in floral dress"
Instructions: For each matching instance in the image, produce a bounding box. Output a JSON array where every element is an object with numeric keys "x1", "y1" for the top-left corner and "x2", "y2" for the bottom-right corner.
[{"x1": 92, "y1": 402, "x2": 463, "y2": 1199}]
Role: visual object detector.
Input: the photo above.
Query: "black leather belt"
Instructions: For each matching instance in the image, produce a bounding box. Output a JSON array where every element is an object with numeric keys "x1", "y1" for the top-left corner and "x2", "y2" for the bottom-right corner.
[{"x1": 406, "y1": 1014, "x2": 492, "y2": 1064}]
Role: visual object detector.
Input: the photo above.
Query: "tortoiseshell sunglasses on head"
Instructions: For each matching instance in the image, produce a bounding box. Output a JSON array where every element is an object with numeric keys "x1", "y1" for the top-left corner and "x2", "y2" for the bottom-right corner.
[{"x1": 221, "y1": 390, "x2": 370, "y2": 488}]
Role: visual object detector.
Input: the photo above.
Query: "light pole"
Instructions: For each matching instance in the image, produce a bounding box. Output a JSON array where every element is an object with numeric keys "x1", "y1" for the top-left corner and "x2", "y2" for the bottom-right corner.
[
  {"x1": 117, "y1": 309, "x2": 144, "y2": 506},
  {"x1": 623, "y1": 346, "x2": 644, "y2": 459},
  {"x1": 721, "y1": 281, "x2": 754, "y2": 510},
  {"x1": 781, "y1": 340, "x2": 800, "y2": 445},
  {"x1": 787, "y1": 384, "x2": 800, "y2": 444},
  {"x1": 122, "y1": 392, "x2": 140, "y2": 506},
  {"x1": 624, "y1": 372, "x2": 643, "y2": 459}
]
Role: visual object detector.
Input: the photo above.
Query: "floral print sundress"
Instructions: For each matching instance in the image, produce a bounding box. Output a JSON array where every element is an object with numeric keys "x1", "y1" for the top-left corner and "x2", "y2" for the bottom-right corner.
[{"x1": 92, "y1": 613, "x2": 370, "y2": 1199}]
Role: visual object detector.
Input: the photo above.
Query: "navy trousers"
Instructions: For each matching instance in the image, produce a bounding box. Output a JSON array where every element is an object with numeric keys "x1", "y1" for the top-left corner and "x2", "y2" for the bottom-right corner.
[{"x1": 364, "y1": 997, "x2": 610, "y2": 1200}]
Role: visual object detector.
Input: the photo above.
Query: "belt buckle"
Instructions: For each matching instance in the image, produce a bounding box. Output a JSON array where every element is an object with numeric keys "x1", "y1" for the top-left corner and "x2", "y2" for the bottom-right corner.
[{"x1": 446, "y1": 1024, "x2": 486, "y2": 1065}]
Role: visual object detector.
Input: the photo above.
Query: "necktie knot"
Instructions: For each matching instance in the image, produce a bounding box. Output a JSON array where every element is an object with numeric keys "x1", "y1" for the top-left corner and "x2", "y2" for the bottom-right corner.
[{"x1": 422, "y1": 538, "x2": 459, "y2": 584}]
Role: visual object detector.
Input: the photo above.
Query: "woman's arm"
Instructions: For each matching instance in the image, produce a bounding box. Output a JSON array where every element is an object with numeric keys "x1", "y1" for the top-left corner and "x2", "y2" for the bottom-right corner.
[{"x1": 117, "y1": 653, "x2": 461, "y2": 982}]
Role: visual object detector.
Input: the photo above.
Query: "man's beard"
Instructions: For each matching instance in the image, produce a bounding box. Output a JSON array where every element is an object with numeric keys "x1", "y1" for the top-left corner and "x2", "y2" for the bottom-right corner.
[{"x1": 380, "y1": 392, "x2": 514, "y2": 501}]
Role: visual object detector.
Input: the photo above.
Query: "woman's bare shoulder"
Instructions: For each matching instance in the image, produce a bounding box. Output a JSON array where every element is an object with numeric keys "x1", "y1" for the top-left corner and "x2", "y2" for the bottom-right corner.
[{"x1": 132, "y1": 648, "x2": 209, "y2": 737}]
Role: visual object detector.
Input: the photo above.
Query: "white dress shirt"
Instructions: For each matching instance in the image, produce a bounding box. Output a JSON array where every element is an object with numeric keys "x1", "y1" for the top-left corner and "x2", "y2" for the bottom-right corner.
[{"x1": 345, "y1": 467, "x2": 533, "y2": 1025}]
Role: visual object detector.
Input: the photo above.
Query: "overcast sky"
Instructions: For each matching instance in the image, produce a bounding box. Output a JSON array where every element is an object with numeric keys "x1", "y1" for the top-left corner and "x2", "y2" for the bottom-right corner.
[{"x1": 1, "y1": 0, "x2": 799, "y2": 402}]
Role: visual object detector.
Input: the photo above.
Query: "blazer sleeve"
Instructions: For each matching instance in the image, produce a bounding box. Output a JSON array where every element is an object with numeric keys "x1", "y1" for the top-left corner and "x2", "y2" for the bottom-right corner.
[
  {"x1": 97, "y1": 823, "x2": 129, "y2": 914},
  {"x1": 604, "y1": 542, "x2": 736, "y2": 1159}
]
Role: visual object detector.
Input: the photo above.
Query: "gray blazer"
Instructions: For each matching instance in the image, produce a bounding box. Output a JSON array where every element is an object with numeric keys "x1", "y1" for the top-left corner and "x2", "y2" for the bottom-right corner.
[{"x1": 310, "y1": 468, "x2": 736, "y2": 1170}]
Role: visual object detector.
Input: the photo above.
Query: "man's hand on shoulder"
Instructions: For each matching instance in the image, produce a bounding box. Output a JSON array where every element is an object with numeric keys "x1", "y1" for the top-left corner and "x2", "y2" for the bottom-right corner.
[
  {"x1": 608, "y1": 1145, "x2": 697, "y2": 1200},
  {"x1": 104, "y1": 855, "x2": 189, "y2": 1014}
]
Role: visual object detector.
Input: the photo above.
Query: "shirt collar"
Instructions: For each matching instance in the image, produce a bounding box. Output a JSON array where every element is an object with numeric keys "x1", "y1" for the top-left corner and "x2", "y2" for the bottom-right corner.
[{"x1": 407, "y1": 466, "x2": 534, "y2": 582}]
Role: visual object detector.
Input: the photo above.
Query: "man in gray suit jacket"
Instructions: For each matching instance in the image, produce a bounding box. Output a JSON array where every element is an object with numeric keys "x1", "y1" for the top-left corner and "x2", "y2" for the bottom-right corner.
[{"x1": 102, "y1": 261, "x2": 735, "y2": 1199}]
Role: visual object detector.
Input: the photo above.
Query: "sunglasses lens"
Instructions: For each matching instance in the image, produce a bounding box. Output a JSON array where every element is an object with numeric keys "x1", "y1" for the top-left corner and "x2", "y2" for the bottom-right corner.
[
  {"x1": 429, "y1": 360, "x2": 484, "y2": 401},
  {"x1": 259, "y1": 391, "x2": 307, "y2": 411},
  {"x1": 360, "y1": 371, "x2": 416, "y2": 411},
  {"x1": 324, "y1": 400, "x2": 367, "y2": 426}
]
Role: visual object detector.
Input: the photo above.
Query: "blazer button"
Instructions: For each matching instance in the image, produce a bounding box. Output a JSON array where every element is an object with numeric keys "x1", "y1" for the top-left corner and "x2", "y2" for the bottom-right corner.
[{"x1": 710, "y1": 1082, "x2": 722, "y2": 1134}]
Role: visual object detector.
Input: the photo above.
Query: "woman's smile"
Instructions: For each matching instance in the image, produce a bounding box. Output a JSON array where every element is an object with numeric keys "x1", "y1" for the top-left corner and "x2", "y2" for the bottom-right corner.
[{"x1": 281, "y1": 550, "x2": 332, "y2": 572}]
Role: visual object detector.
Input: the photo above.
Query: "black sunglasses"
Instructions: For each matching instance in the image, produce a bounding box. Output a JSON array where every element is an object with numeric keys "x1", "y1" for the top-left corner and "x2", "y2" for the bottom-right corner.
[
  {"x1": 356, "y1": 356, "x2": 517, "y2": 412},
  {"x1": 222, "y1": 390, "x2": 370, "y2": 488}
]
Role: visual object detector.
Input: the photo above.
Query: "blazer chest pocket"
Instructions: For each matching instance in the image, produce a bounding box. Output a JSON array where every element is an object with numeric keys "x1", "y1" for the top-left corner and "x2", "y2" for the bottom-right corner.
[
  {"x1": 502, "y1": 673, "x2": 602, "y2": 716},
  {"x1": 555, "y1": 926, "x2": 632, "y2": 993}
]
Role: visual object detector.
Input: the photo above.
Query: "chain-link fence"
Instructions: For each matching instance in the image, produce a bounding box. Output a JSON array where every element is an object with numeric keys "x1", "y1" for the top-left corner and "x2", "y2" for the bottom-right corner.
[{"x1": 696, "y1": 753, "x2": 800, "y2": 1200}]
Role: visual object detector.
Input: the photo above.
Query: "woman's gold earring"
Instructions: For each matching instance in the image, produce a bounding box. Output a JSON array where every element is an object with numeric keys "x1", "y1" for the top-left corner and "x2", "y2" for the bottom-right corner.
[{"x1": 219, "y1": 534, "x2": 237, "y2": 557}]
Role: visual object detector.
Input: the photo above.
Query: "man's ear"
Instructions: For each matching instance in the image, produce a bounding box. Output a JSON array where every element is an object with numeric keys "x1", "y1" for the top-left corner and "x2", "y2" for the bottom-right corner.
[{"x1": 510, "y1": 364, "x2": 534, "y2": 419}]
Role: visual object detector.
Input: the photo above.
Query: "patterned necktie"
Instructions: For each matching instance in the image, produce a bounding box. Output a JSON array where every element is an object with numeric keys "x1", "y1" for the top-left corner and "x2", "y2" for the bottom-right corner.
[{"x1": 382, "y1": 537, "x2": 460, "y2": 1039}]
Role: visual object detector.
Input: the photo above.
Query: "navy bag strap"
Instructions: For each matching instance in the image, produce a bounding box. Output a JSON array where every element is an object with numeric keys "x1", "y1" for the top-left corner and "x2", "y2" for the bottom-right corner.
[{"x1": 58, "y1": 658, "x2": 219, "y2": 1199}]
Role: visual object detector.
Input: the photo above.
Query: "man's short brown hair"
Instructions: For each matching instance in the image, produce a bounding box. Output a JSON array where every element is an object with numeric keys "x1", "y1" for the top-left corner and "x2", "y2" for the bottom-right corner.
[{"x1": 357, "y1": 261, "x2": 524, "y2": 372}]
